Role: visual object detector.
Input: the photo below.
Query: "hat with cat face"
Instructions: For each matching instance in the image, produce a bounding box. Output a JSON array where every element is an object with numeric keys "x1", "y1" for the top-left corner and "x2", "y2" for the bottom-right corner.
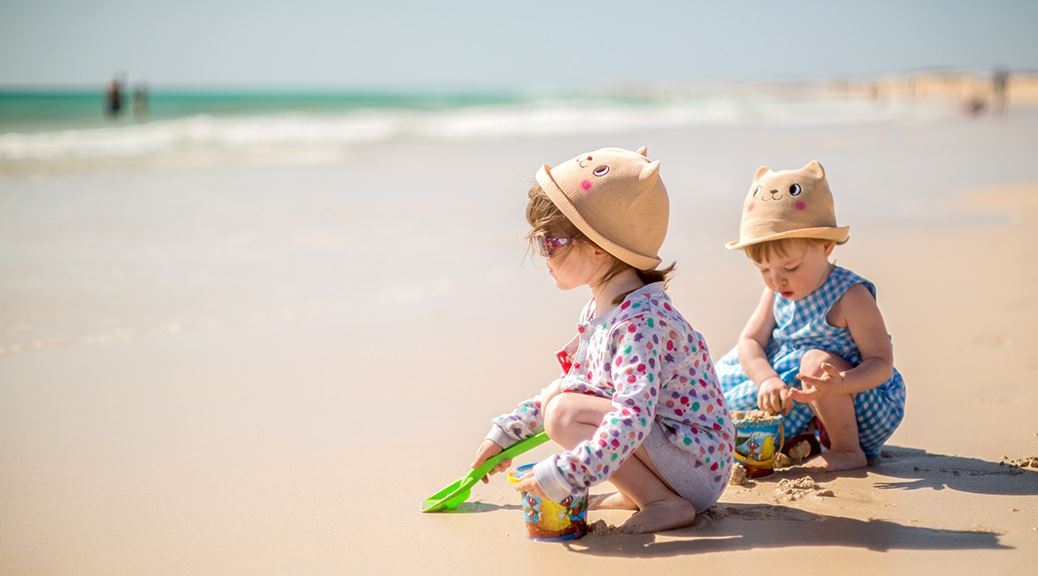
[
  {"x1": 536, "y1": 146, "x2": 668, "y2": 270},
  {"x1": 725, "y1": 160, "x2": 850, "y2": 250}
]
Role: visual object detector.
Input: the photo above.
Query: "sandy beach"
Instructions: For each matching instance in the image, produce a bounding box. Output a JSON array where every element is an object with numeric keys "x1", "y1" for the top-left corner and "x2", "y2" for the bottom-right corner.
[{"x1": 2, "y1": 107, "x2": 1037, "y2": 574}]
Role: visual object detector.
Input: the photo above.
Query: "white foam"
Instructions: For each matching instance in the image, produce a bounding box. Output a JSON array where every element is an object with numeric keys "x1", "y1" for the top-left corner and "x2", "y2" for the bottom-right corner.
[{"x1": 0, "y1": 97, "x2": 956, "y2": 164}]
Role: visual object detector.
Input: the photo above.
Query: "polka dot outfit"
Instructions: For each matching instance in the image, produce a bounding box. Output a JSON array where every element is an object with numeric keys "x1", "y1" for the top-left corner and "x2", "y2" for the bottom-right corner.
[
  {"x1": 488, "y1": 283, "x2": 735, "y2": 505},
  {"x1": 716, "y1": 266, "x2": 906, "y2": 458}
]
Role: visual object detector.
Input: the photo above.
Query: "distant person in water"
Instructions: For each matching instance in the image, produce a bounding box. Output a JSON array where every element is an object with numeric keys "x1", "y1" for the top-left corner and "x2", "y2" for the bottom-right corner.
[
  {"x1": 104, "y1": 76, "x2": 124, "y2": 118},
  {"x1": 993, "y1": 66, "x2": 1010, "y2": 117},
  {"x1": 133, "y1": 82, "x2": 149, "y2": 119}
]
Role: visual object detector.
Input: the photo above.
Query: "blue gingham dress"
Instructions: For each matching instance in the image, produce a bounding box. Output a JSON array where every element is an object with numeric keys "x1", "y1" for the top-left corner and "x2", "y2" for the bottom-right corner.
[{"x1": 715, "y1": 266, "x2": 905, "y2": 457}]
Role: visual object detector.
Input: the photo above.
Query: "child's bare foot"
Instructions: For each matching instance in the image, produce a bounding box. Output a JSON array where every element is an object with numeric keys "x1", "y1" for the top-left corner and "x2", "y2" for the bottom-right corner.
[
  {"x1": 617, "y1": 498, "x2": 695, "y2": 534},
  {"x1": 589, "y1": 492, "x2": 638, "y2": 510},
  {"x1": 803, "y1": 449, "x2": 867, "y2": 472}
]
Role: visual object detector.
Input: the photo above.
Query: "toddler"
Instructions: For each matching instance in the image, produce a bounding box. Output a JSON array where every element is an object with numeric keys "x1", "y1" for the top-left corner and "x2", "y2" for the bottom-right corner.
[{"x1": 716, "y1": 161, "x2": 906, "y2": 471}]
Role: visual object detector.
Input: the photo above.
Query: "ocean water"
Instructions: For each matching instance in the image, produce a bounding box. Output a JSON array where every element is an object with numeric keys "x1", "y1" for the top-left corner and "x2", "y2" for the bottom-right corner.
[{"x1": 0, "y1": 88, "x2": 959, "y2": 167}]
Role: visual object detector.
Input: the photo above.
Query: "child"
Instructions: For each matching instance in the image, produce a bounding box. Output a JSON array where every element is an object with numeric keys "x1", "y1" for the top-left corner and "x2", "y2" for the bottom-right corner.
[
  {"x1": 716, "y1": 161, "x2": 906, "y2": 471},
  {"x1": 471, "y1": 146, "x2": 735, "y2": 534}
]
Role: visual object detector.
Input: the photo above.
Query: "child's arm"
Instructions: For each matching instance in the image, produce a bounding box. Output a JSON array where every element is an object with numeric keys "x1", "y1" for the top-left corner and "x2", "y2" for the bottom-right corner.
[
  {"x1": 530, "y1": 314, "x2": 662, "y2": 502},
  {"x1": 793, "y1": 284, "x2": 894, "y2": 400},
  {"x1": 737, "y1": 287, "x2": 787, "y2": 413},
  {"x1": 485, "y1": 379, "x2": 561, "y2": 449},
  {"x1": 473, "y1": 380, "x2": 562, "y2": 483}
]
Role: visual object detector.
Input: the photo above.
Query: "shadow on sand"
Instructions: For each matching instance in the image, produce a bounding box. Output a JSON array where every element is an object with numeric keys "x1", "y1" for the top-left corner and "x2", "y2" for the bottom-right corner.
[
  {"x1": 565, "y1": 445, "x2": 1034, "y2": 557},
  {"x1": 565, "y1": 501, "x2": 1008, "y2": 557},
  {"x1": 869, "y1": 446, "x2": 1038, "y2": 495}
]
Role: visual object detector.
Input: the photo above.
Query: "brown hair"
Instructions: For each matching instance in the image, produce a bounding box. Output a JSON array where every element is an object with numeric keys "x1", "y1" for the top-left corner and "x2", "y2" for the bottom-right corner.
[
  {"x1": 526, "y1": 183, "x2": 676, "y2": 304},
  {"x1": 744, "y1": 237, "x2": 830, "y2": 264}
]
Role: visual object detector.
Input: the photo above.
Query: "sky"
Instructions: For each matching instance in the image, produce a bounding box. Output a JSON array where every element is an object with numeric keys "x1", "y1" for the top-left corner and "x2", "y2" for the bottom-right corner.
[{"x1": 1, "y1": 0, "x2": 1037, "y2": 89}]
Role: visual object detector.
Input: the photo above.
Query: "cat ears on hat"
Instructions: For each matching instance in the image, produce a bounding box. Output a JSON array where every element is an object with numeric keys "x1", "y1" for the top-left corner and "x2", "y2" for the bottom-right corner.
[
  {"x1": 541, "y1": 145, "x2": 660, "y2": 183},
  {"x1": 633, "y1": 146, "x2": 662, "y2": 183},
  {"x1": 753, "y1": 160, "x2": 825, "y2": 182}
]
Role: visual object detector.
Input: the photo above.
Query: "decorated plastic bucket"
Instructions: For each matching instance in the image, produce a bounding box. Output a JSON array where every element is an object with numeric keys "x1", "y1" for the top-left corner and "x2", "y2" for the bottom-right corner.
[
  {"x1": 731, "y1": 410, "x2": 785, "y2": 478},
  {"x1": 507, "y1": 463, "x2": 588, "y2": 542}
]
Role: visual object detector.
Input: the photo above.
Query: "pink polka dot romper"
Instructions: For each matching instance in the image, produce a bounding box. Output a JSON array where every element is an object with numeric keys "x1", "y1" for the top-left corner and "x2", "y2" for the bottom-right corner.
[{"x1": 487, "y1": 282, "x2": 735, "y2": 509}]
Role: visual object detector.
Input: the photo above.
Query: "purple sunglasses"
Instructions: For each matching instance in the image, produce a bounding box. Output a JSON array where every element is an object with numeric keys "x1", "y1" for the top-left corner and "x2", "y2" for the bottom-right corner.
[{"x1": 534, "y1": 234, "x2": 573, "y2": 258}]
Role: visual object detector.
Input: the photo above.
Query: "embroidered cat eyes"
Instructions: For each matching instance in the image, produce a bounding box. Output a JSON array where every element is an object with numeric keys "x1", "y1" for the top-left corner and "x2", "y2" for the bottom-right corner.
[{"x1": 535, "y1": 234, "x2": 573, "y2": 258}]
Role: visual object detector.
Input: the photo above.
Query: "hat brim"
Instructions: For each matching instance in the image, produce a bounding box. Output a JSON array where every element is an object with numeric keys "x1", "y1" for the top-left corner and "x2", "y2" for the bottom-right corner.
[
  {"x1": 536, "y1": 164, "x2": 662, "y2": 270},
  {"x1": 724, "y1": 226, "x2": 850, "y2": 250}
]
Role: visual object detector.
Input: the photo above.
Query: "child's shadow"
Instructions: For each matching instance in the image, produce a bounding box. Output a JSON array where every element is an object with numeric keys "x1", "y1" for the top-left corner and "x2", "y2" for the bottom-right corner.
[
  {"x1": 565, "y1": 502, "x2": 1007, "y2": 557},
  {"x1": 870, "y1": 445, "x2": 1038, "y2": 495}
]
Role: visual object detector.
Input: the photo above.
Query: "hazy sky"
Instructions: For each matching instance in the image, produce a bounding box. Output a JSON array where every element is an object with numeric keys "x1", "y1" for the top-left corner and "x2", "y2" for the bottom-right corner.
[{"x1": 2, "y1": 0, "x2": 1036, "y2": 88}]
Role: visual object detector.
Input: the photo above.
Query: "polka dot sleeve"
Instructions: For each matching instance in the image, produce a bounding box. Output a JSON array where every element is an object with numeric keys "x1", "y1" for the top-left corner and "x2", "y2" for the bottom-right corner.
[
  {"x1": 486, "y1": 380, "x2": 558, "y2": 448},
  {"x1": 538, "y1": 315, "x2": 661, "y2": 497}
]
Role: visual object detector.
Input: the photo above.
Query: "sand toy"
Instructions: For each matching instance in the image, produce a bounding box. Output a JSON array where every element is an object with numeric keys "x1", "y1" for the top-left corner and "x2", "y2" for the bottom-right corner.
[
  {"x1": 732, "y1": 410, "x2": 785, "y2": 478},
  {"x1": 422, "y1": 432, "x2": 549, "y2": 512},
  {"x1": 508, "y1": 462, "x2": 588, "y2": 541}
]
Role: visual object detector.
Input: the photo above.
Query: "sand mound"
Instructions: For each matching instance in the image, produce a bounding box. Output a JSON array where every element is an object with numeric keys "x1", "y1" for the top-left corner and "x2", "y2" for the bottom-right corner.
[
  {"x1": 773, "y1": 476, "x2": 835, "y2": 502},
  {"x1": 1001, "y1": 456, "x2": 1038, "y2": 469}
]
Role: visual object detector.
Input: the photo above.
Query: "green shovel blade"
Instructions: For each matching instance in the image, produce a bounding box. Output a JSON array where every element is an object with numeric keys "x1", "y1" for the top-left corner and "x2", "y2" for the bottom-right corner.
[{"x1": 421, "y1": 431, "x2": 549, "y2": 513}]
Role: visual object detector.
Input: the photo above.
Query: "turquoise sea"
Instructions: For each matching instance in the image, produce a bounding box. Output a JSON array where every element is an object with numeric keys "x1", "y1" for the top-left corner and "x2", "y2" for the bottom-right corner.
[
  {"x1": 0, "y1": 86, "x2": 962, "y2": 167},
  {"x1": 0, "y1": 89, "x2": 527, "y2": 132}
]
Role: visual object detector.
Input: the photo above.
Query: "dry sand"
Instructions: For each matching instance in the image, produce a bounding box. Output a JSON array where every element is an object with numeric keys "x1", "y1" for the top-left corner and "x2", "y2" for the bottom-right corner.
[{"x1": 2, "y1": 116, "x2": 1038, "y2": 574}]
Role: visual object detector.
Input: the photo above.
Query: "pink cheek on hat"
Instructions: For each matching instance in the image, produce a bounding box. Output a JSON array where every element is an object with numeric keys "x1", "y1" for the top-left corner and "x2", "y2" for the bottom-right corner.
[
  {"x1": 581, "y1": 180, "x2": 592, "y2": 191},
  {"x1": 795, "y1": 201, "x2": 807, "y2": 210},
  {"x1": 746, "y1": 201, "x2": 755, "y2": 212}
]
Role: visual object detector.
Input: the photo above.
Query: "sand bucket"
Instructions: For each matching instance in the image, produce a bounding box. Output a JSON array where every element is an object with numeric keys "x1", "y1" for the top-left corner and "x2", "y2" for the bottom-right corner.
[
  {"x1": 731, "y1": 410, "x2": 785, "y2": 478},
  {"x1": 508, "y1": 463, "x2": 588, "y2": 542}
]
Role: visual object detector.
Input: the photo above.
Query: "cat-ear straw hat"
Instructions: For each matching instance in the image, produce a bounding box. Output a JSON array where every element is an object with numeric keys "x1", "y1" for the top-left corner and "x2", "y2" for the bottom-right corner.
[
  {"x1": 725, "y1": 160, "x2": 850, "y2": 250},
  {"x1": 536, "y1": 146, "x2": 668, "y2": 270}
]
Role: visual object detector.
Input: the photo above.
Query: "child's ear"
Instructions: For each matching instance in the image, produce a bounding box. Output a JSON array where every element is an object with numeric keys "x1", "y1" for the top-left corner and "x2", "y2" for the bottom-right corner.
[
  {"x1": 754, "y1": 165, "x2": 771, "y2": 181},
  {"x1": 823, "y1": 241, "x2": 835, "y2": 256}
]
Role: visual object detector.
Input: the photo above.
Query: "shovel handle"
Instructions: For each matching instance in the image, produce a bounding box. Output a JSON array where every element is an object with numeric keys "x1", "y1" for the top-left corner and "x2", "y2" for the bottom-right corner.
[{"x1": 472, "y1": 431, "x2": 550, "y2": 479}]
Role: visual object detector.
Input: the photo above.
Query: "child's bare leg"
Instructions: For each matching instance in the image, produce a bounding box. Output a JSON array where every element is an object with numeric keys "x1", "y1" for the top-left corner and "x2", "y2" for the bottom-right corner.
[
  {"x1": 799, "y1": 350, "x2": 867, "y2": 472},
  {"x1": 589, "y1": 492, "x2": 638, "y2": 511},
  {"x1": 544, "y1": 393, "x2": 695, "y2": 533},
  {"x1": 542, "y1": 383, "x2": 635, "y2": 509}
]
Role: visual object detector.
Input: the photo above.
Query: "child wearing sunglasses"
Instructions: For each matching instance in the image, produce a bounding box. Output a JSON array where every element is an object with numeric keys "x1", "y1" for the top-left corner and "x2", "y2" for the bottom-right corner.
[{"x1": 470, "y1": 146, "x2": 734, "y2": 533}]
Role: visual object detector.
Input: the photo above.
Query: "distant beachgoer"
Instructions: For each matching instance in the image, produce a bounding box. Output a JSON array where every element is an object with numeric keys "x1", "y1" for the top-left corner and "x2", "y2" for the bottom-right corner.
[
  {"x1": 993, "y1": 66, "x2": 1010, "y2": 116},
  {"x1": 133, "y1": 82, "x2": 149, "y2": 118},
  {"x1": 716, "y1": 161, "x2": 905, "y2": 473},
  {"x1": 104, "y1": 76, "x2": 124, "y2": 118}
]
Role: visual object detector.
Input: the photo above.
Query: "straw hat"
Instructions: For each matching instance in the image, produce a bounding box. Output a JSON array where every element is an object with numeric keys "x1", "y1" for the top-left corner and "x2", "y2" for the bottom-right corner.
[
  {"x1": 536, "y1": 146, "x2": 668, "y2": 270},
  {"x1": 725, "y1": 160, "x2": 850, "y2": 250}
]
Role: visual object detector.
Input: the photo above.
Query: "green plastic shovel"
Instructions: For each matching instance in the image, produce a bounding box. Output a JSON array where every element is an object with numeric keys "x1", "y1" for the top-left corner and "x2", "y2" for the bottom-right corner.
[{"x1": 421, "y1": 431, "x2": 550, "y2": 512}]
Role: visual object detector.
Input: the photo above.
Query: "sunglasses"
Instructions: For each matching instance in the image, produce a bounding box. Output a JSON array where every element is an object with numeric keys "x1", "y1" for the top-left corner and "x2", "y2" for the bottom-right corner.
[{"x1": 535, "y1": 234, "x2": 573, "y2": 258}]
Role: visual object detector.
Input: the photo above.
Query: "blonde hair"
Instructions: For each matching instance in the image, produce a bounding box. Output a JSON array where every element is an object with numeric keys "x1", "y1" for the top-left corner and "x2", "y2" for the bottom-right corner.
[
  {"x1": 744, "y1": 237, "x2": 831, "y2": 264},
  {"x1": 526, "y1": 183, "x2": 675, "y2": 304}
]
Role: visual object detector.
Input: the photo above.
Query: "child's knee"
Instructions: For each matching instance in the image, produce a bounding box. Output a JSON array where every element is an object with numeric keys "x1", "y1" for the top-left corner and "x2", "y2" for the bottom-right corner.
[
  {"x1": 540, "y1": 379, "x2": 563, "y2": 412},
  {"x1": 799, "y1": 349, "x2": 849, "y2": 377},
  {"x1": 543, "y1": 393, "x2": 578, "y2": 439}
]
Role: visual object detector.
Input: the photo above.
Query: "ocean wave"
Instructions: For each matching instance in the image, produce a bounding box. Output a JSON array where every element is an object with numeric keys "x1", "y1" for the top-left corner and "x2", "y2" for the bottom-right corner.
[{"x1": 0, "y1": 98, "x2": 954, "y2": 164}]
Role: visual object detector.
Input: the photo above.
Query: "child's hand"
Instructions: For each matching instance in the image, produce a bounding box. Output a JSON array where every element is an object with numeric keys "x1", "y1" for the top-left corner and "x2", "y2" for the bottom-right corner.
[
  {"x1": 792, "y1": 362, "x2": 844, "y2": 403},
  {"x1": 512, "y1": 471, "x2": 548, "y2": 501},
  {"x1": 757, "y1": 376, "x2": 792, "y2": 415},
  {"x1": 471, "y1": 440, "x2": 507, "y2": 484}
]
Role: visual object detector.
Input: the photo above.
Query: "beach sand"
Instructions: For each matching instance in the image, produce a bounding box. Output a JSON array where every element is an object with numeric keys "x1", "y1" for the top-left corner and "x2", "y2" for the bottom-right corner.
[{"x1": 1, "y1": 112, "x2": 1037, "y2": 574}]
